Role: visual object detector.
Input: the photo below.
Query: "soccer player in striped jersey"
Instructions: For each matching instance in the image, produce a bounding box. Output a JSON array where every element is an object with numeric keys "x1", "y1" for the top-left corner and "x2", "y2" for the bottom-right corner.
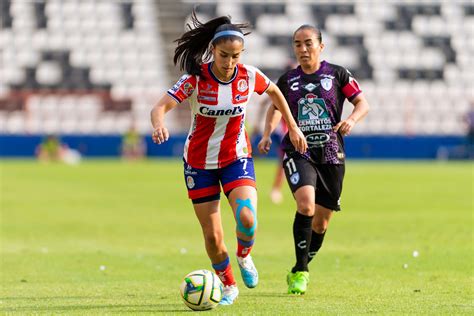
[
  {"x1": 150, "y1": 12, "x2": 307, "y2": 305},
  {"x1": 258, "y1": 25, "x2": 370, "y2": 295}
]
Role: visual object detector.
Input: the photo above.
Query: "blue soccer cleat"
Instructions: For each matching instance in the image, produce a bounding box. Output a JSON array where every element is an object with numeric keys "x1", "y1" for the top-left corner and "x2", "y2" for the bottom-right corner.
[
  {"x1": 237, "y1": 255, "x2": 259, "y2": 288},
  {"x1": 219, "y1": 285, "x2": 239, "y2": 305}
]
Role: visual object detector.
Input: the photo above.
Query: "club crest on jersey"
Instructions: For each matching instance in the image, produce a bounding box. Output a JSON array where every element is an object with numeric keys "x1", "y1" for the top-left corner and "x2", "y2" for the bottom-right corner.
[
  {"x1": 186, "y1": 176, "x2": 195, "y2": 189},
  {"x1": 321, "y1": 78, "x2": 332, "y2": 91},
  {"x1": 290, "y1": 172, "x2": 300, "y2": 185},
  {"x1": 237, "y1": 79, "x2": 248, "y2": 92}
]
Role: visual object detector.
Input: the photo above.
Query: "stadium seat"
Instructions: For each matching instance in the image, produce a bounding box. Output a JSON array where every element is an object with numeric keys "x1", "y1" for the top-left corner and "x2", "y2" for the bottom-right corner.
[{"x1": 0, "y1": 1, "x2": 471, "y2": 136}]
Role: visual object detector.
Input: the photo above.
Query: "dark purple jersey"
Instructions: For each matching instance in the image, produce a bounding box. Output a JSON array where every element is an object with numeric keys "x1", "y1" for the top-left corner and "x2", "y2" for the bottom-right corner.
[{"x1": 277, "y1": 61, "x2": 362, "y2": 164}]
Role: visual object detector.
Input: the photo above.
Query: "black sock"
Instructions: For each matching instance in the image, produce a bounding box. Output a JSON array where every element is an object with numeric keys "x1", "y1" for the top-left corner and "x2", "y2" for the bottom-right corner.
[
  {"x1": 291, "y1": 212, "x2": 313, "y2": 273},
  {"x1": 307, "y1": 230, "x2": 326, "y2": 264}
]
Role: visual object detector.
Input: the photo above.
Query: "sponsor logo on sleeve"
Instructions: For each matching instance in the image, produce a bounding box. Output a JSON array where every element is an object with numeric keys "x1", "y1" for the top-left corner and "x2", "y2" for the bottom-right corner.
[{"x1": 183, "y1": 82, "x2": 194, "y2": 96}]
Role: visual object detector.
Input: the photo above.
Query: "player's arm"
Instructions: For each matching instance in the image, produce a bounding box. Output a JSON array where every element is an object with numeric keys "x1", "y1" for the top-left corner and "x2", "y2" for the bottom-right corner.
[
  {"x1": 333, "y1": 94, "x2": 370, "y2": 136},
  {"x1": 150, "y1": 94, "x2": 179, "y2": 144},
  {"x1": 258, "y1": 105, "x2": 282, "y2": 154},
  {"x1": 264, "y1": 82, "x2": 307, "y2": 154}
]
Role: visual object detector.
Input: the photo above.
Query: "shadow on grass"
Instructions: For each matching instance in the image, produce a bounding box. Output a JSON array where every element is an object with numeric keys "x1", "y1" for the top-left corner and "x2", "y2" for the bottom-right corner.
[
  {"x1": 0, "y1": 303, "x2": 190, "y2": 313},
  {"x1": 240, "y1": 292, "x2": 296, "y2": 298}
]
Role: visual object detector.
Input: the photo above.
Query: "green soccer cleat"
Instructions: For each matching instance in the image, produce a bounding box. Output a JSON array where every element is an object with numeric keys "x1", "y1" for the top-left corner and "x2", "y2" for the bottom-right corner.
[{"x1": 287, "y1": 271, "x2": 309, "y2": 295}]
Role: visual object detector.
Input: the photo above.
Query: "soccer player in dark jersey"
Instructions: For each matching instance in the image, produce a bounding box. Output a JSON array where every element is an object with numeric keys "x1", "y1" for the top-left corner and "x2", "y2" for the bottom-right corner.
[{"x1": 258, "y1": 25, "x2": 370, "y2": 294}]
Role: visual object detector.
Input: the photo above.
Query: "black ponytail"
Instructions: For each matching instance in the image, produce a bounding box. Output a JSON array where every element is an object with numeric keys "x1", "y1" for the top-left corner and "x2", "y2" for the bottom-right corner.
[{"x1": 173, "y1": 10, "x2": 250, "y2": 76}]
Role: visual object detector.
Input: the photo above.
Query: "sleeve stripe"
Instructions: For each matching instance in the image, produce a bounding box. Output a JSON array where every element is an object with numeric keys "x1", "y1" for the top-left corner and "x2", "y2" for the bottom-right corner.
[
  {"x1": 166, "y1": 91, "x2": 182, "y2": 103},
  {"x1": 262, "y1": 80, "x2": 271, "y2": 94}
]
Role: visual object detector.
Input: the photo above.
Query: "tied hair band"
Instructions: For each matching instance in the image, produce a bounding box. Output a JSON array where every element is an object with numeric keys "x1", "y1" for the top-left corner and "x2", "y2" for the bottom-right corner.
[{"x1": 212, "y1": 30, "x2": 244, "y2": 42}]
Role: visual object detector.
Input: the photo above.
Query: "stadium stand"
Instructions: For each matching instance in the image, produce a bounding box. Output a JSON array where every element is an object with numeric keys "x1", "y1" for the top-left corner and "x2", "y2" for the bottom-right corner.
[{"x1": 0, "y1": 0, "x2": 472, "y2": 136}]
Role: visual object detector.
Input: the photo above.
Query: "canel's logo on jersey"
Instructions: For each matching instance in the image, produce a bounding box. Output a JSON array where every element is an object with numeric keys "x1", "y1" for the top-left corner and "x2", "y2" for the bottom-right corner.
[
  {"x1": 199, "y1": 105, "x2": 244, "y2": 117},
  {"x1": 298, "y1": 94, "x2": 329, "y2": 120}
]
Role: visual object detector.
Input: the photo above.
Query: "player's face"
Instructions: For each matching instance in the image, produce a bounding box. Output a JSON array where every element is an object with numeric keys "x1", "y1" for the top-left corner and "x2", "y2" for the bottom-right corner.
[
  {"x1": 211, "y1": 39, "x2": 244, "y2": 81},
  {"x1": 293, "y1": 29, "x2": 324, "y2": 69}
]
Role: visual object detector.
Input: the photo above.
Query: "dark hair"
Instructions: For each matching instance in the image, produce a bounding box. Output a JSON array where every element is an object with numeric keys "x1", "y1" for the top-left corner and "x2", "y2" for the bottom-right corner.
[
  {"x1": 173, "y1": 10, "x2": 250, "y2": 75},
  {"x1": 293, "y1": 24, "x2": 322, "y2": 43}
]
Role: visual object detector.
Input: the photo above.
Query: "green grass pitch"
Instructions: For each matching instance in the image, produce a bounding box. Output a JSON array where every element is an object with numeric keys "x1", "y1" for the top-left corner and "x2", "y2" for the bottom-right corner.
[{"x1": 1, "y1": 159, "x2": 472, "y2": 315}]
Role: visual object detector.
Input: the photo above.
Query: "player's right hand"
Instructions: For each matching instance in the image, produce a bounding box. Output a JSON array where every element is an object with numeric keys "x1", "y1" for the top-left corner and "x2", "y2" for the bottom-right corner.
[
  {"x1": 152, "y1": 127, "x2": 169, "y2": 144},
  {"x1": 289, "y1": 128, "x2": 308, "y2": 154},
  {"x1": 258, "y1": 136, "x2": 272, "y2": 154}
]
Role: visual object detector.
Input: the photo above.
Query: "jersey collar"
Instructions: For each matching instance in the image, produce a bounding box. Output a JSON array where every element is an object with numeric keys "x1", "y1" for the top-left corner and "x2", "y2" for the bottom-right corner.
[
  {"x1": 298, "y1": 60, "x2": 327, "y2": 76},
  {"x1": 208, "y1": 62, "x2": 239, "y2": 85}
]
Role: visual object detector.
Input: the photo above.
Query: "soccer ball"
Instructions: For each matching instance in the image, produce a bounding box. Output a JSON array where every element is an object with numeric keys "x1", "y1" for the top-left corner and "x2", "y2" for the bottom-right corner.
[{"x1": 180, "y1": 269, "x2": 223, "y2": 311}]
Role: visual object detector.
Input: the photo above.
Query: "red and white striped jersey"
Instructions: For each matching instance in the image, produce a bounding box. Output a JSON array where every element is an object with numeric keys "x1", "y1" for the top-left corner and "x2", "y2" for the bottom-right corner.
[{"x1": 167, "y1": 62, "x2": 270, "y2": 169}]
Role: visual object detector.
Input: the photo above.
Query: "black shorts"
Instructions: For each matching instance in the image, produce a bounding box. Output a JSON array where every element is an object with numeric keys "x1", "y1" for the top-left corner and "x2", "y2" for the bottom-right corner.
[{"x1": 282, "y1": 155, "x2": 345, "y2": 211}]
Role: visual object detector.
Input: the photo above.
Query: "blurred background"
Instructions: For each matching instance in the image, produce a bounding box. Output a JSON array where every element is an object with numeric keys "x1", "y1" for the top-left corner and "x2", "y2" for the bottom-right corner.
[{"x1": 0, "y1": 0, "x2": 472, "y2": 160}]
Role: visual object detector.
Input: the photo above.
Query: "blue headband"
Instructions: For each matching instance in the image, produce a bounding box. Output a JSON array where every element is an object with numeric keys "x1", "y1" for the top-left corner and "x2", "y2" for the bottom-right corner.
[{"x1": 212, "y1": 30, "x2": 244, "y2": 42}]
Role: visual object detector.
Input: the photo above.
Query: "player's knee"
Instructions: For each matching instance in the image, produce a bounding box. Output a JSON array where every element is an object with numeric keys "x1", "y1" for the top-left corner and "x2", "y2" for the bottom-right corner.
[
  {"x1": 235, "y1": 198, "x2": 257, "y2": 236},
  {"x1": 312, "y1": 220, "x2": 328, "y2": 234},
  {"x1": 239, "y1": 209, "x2": 255, "y2": 228},
  {"x1": 297, "y1": 202, "x2": 315, "y2": 216}
]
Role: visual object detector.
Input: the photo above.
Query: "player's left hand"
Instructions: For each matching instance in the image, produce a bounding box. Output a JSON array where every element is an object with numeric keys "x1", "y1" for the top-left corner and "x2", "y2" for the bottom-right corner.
[{"x1": 333, "y1": 118, "x2": 356, "y2": 136}]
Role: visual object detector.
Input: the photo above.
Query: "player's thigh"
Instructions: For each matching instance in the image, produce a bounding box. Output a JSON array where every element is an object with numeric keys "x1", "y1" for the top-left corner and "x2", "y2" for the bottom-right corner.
[
  {"x1": 283, "y1": 155, "x2": 317, "y2": 190},
  {"x1": 220, "y1": 157, "x2": 256, "y2": 196},
  {"x1": 183, "y1": 160, "x2": 221, "y2": 201},
  {"x1": 315, "y1": 164, "x2": 345, "y2": 211}
]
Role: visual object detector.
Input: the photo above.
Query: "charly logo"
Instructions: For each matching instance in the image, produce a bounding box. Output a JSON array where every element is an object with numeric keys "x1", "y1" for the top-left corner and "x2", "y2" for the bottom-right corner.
[
  {"x1": 290, "y1": 172, "x2": 300, "y2": 185},
  {"x1": 237, "y1": 79, "x2": 248, "y2": 92},
  {"x1": 186, "y1": 176, "x2": 195, "y2": 189},
  {"x1": 290, "y1": 82, "x2": 299, "y2": 91},
  {"x1": 320, "y1": 77, "x2": 332, "y2": 91},
  {"x1": 306, "y1": 132, "x2": 330, "y2": 147}
]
